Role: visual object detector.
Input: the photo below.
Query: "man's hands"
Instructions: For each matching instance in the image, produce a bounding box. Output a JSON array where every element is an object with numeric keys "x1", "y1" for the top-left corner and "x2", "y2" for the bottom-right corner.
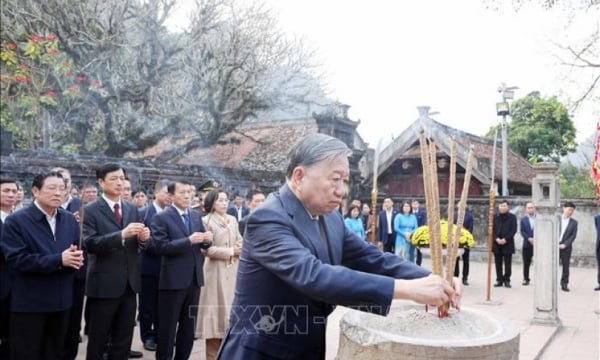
[
  {"x1": 190, "y1": 231, "x2": 213, "y2": 245},
  {"x1": 495, "y1": 237, "x2": 507, "y2": 245},
  {"x1": 122, "y1": 222, "x2": 150, "y2": 244},
  {"x1": 62, "y1": 245, "x2": 84, "y2": 269},
  {"x1": 393, "y1": 274, "x2": 461, "y2": 310}
]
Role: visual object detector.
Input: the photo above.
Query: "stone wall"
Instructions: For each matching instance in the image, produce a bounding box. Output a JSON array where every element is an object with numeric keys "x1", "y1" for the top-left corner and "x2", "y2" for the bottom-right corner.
[{"x1": 387, "y1": 196, "x2": 598, "y2": 268}]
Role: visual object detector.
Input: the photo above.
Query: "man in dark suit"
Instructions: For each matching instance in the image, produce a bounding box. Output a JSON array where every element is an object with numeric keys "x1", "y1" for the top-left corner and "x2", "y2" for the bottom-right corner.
[
  {"x1": 558, "y1": 201, "x2": 578, "y2": 292},
  {"x1": 226, "y1": 193, "x2": 249, "y2": 222},
  {"x1": 149, "y1": 180, "x2": 213, "y2": 360},
  {"x1": 411, "y1": 200, "x2": 427, "y2": 265},
  {"x1": 454, "y1": 205, "x2": 474, "y2": 285},
  {"x1": 217, "y1": 134, "x2": 460, "y2": 360},
  {"x1": 594, "y1": 213, "x2": 600, "y2": 291},
  {"x1": 137, "y1": 179, "x2": 171, "y2": 352},
  {"x1": 493, "y1": 199, "x2": 517, "y2": 288},
  {"x1": 50, "y1": 167, "x2": 90, "y2": 360},
  {"x1": 520, "y1": 202, "x2": 536, "y2": 286},
  {"x1": 1, "y1": 171, "x2": 83, "y2": 360},
  {"x1": 83, "y1": 163, "x2": 150, "y2": 360},
  {"x1": 238, "y1": 189, "x2": 265, "y2": 236},
  {"x1": 377, "y1": 197, "x2": 398, "y2": 253},
  {"x1": 0, "y1": 178, "x2": 18, "y2": 359}
]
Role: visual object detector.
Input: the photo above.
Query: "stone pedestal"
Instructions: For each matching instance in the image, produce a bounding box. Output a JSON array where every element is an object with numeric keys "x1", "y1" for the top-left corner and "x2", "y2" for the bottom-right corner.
[
  {"x1": 336, "y1": 302, "x2": 519, "y2": 360},
  {"x1": 531, "y1": 163, "x2": 561, "y2": 326}
]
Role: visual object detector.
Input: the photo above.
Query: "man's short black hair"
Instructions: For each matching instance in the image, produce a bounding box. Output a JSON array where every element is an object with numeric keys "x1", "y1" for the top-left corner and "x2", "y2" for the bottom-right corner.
[
  {"x1": 96, "y1": 163, "x2": 125, "y2": 180},
  {"x1": 563, "y1": 201, "x2": 576, "y2": 209}
]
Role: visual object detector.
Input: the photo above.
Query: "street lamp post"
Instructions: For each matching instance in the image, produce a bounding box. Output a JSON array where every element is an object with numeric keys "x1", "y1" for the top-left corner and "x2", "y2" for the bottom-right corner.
[{"x1": 496, "y1": 83, "x2": 518, "y2": 197}]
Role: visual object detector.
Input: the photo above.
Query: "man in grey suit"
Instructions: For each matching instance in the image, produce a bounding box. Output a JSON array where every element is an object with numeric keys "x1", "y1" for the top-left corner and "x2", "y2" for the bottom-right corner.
[
  {"x1": 558, "y1": 201, "x2": 578, "y2": 292},
  {"x1": 217, "y1": 133, "x2": 461, "y2": 360},
  {"x1": 149, "y1": 180, "x2": 212, "y2": 360},
  {"x1": 83, "y1": 163, "x2": 150, "y2": 360}
]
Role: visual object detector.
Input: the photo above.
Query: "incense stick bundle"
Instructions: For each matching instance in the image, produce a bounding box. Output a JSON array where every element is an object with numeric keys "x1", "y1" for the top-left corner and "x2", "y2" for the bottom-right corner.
[
  {"x1": 446, "y1": 146, "x2": 475, "y2": 297},
  {"x1": 445, "y1": 139, "x2": 457, "y2": 277},
  {"x1": 428, "y1": 140, "x2": 443, "y2": 276}
]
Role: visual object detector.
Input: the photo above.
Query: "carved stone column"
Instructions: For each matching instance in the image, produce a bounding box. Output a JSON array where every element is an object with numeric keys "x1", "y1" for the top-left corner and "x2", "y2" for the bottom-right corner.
[{"x1": 531, "y1": 163, "x2": 561, "y2": 326}]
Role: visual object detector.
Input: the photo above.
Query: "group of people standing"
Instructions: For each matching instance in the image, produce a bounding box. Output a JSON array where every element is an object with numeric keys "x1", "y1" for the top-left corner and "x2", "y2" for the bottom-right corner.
[
  {"x1": 0, "y1": 163, "x2": 266, "y2": 360},
  {"x1": 493, "y1": 199, "x2": 579, "y2": 291},
  {"x1": 350, "y1": 197, "x2": 472, "y2": 286}
]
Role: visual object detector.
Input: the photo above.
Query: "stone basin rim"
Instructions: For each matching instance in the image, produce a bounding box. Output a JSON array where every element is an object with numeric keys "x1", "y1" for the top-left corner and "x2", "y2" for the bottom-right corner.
[{"x1": 341, "y1": 303, "x2": 519, "y2": 347}]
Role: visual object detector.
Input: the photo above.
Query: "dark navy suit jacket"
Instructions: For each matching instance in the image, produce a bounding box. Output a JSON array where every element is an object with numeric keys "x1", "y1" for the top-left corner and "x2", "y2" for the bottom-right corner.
[
  {"x1": 0, "y1": 219, "x2": 12, "y2": 301},
  {"x1": 83, "y1": 198, "x2": 142, "y2": 298},
  {"x1": 595, "y1": 214, "x2": 600, "y2": 245},
  {"x1": 148, "y1": 206, "x2": 207, "y2": 290},
  {"x1": 139, "y1": 204, "x2": 161, "y2": 277},
  {"x1": 377, "y1": 209, "x2": 398, "y2": 245},
  {"x1": 1, "y1": 204, "x2": 79, "y2": 312},
  {"x1": 520, "y1": 215, "x2": 534, "y2": 250},
  {"x1": 414, "y1": 209, "x2": 427, "y2": 227},
  {"x1": 559, "y1": 217, "x2": 578, "y2": 249},
  {"x1": 226, "y1": 205, "x2": 249, "y2": 221},
  {"x1": 217, "y1": 185, "x2": 430, "y2": 360}
]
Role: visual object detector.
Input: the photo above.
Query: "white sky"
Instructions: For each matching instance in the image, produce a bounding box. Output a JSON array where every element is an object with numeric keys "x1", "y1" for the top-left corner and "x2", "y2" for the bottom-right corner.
[{"x1": 168, "y1": 0, "x2": 599, "y2": 147}]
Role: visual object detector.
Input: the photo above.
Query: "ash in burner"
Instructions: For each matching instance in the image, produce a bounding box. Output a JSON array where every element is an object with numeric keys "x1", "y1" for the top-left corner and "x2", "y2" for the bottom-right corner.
[{"x1": 360, "y1": 308, "x2": 497, "y2": 340}]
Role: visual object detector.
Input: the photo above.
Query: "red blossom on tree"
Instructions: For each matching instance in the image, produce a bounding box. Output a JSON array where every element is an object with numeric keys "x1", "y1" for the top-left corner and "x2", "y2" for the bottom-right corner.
[
  {"x1": 90, "y1": 81, "x2": 102, "y2": 88},
  {"x1": 75, "y1": 76, "x2": 85, "y2": 83}
]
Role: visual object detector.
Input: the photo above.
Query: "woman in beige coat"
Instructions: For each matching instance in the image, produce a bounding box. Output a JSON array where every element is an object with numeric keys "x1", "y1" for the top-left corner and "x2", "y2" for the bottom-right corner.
[{"x1": 196, "y1": 189, "x2": 242, "y2": 360}]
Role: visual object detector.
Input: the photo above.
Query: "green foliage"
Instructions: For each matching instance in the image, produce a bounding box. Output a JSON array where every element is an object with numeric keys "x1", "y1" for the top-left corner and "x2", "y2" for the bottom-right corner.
[
  {"x1": 558, "y1": 162, "x2": 595, "y2": 198},
  {"x1": 485, "y1": 91, "x2": 577, "y2": 163}
]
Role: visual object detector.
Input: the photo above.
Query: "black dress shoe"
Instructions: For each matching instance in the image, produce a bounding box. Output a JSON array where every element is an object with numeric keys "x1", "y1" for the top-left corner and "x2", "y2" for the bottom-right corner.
[
  {"x1": 522, "y1": 280, "x2": 530, "y2": 286},
  {"x1": 561, "y1": 286, "x2": 570, "y2": 292},
  {"x1": 143, "y1": 339, "x2": 157, "y2": 351},
  {"x1": 462, "y1": 279, "x2": 469, "y2": 286},
  {"x1": 594, "y1": 284, "x2": 600, "y2": 291},
  {"x1": 129, "y1": 350, "x2": 143, "y2": 358},
  {"x1": 504, "y1": 281, "x2": 512, "y2": 288},
  {"x1": 493, "y1": 281, "x2": 503, "y2": 287}
]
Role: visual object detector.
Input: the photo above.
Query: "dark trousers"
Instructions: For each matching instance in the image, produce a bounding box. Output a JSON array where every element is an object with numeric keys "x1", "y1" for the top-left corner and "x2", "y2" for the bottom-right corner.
[
  {"x1": 560, "y1": 247, "x2": 572, "y2": 286},
  {"x1": 522, "y1": 247, "x2": 534, "y2": 282},
  {"x1": 139, "y1": 275, "x2": 159, "y2": 343},
  {"x1": 383, "y1": 233, "x2": 395, "y2": 253},
  {"x1": 454, "y1": 248, "x2": 470, "y2": 280},
  {"x1": 64, "y1": 278, "x2": 86, "y2": 360},
  {"x1": 494, "y1": 252, "x2": 512, "y2": 283},
  {"x1": 596, "y1": 240, "x2": 600, "y2": 284},
  {"x1": 0, "y1": 295, "x2": 9, "y2": 360},
  {"x1": 156, "y1": 284, "x2": 200, "y2": 360},
  {"x1": 86, "y1": 286, "x2": 137, "y2": 360},
  {"x1": 10, "y1": 309, "x2": 70, "y2": 360},
  {"x1": 416, "y1": 249, "x2": 422, "y2": 266}
]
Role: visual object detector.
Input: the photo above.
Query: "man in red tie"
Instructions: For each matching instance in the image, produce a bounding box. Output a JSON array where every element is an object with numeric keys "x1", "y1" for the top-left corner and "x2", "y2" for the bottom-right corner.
[{"x1": 82, "y1": 163, "x2": 150, "y2": 360}]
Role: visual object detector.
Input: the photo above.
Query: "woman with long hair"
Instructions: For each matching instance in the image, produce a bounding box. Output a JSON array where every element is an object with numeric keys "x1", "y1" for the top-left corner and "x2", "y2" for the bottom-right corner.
[{"x1": 196, "y1": 189, "x2": 242, "y2": 360}]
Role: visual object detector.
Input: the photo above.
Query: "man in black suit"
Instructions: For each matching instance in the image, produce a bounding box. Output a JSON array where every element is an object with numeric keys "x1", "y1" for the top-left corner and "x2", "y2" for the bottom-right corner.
[
  {"x1": 453, "y1": 205, "x2": 474, "y2": 286},
  {"x1": 149, "y1": 180, "x2": 212, "y2": 360},
  {"x1": 51, "y1": 167, "x2": 88, "y2": 360},
  {"x1": 558, "y1": 201, "x2": 578, "y2": 292},
  {"x1": 377, "y1": 197, "x2": 397, "y2": 253},
  {"x1": 226, "y1": 193, "x2": 249, "y2": 222},
  {"x1": 238, "y1": 189, "x2": 265, "y2": 236},
  {"x1": 492, "y1": 199, "x2": 517, "y2": 288},
  {"x1": 411, "y1": 200, "x2": 427, "y2": 265},
  {"x1": 520, "y1": 202, "x2": 536, "y2": 286},
  {"x1": 137, "y1": 179, "x2": 171, "y2": 352},
  {"x1": 0, "y1": 178, "x2": 18, "y2": 360},
  {"x1": 1, "y1": 171, "x2": 83, "y2": 360},
  {"x1": 83, "y1": 163, "x2": 150, "y2": 360}
]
